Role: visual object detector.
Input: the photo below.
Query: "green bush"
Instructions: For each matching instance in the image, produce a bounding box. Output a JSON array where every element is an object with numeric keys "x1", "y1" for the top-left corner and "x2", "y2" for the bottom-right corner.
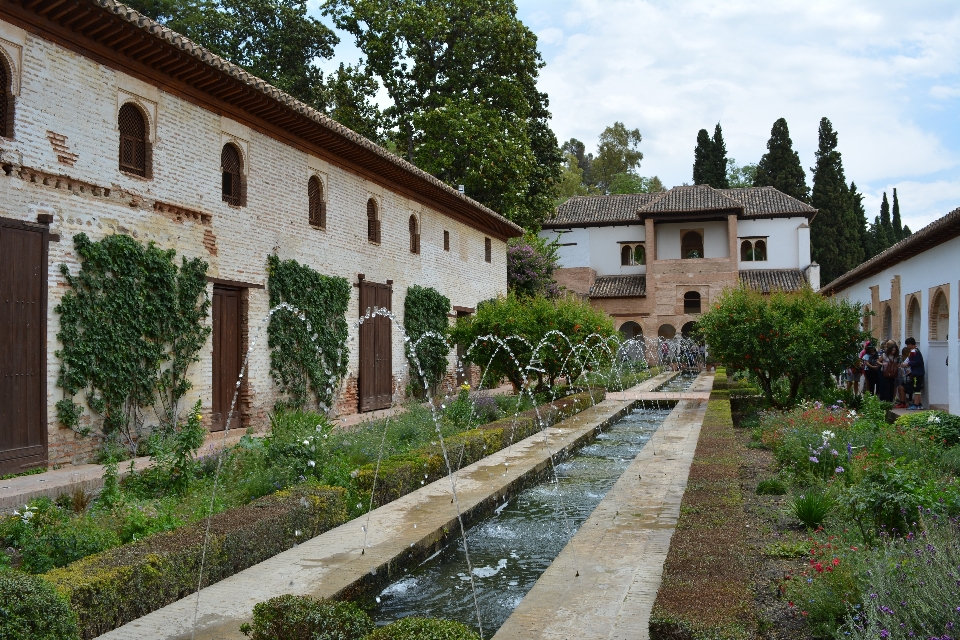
[
  {"x1": 791, "y1": 489, "x2": 835, "y2": 529},
  {"x1": 44, "y1": 484, "x2": 347, "y2": 638},
  {"x1": 240, "y1": 594, "x2": 373, "y2": 640},
  {"x1": 404, "y1": 285, "x2": 451, "y2": 392},
  {"x1": 755, "y1": 478, "x2": 787, "y2": 495},
  {"x1": 365, "y1": 617, "x2": 480, "y2": 640},
  {"x1": 0, "y1": 569, "x2": 80, "y2": 640},
  {"x1": 893, "y1": 410, "x2": 960, "y2": 447}
]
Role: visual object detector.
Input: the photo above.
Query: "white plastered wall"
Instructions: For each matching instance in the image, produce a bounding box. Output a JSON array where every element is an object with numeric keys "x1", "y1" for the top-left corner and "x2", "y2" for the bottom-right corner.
[
  {"x1": 736, "y1": 217, "x2": 807, "y2": 270},
  {"x1": 656, "y1": 220, "x2": 728, "y2": 260}
]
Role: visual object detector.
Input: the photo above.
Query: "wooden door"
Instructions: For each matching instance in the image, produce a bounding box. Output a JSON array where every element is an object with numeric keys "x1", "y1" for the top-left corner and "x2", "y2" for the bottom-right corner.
[
  {"x1": 359, "y1": 280, "x2": 392, "y2": 411},
  {"x1": 212, "y1": 286, "x2": 242, "y2": 431},
  {"x1": 0, "y1": 219, "x2": 47, "y2": 474}
]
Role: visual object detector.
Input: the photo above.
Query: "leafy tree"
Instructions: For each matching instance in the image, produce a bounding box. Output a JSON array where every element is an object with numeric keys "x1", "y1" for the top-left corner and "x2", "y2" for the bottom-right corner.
[
  {"x1": 326, "y1": 0, "x2": 562, "y2": 229},
  {"x1": 507, "y1": 233, "x2": 560, "y2": 298},
  {"x1": 692, "y1": 123, "x2": 728, "y2": 188},
  {"x1": 696, "y1": 287, "x2": 866, "y2": 408},
  {"x1": 892, "y1": 188, "x2": 904, "y2": 240},
  {"x1": 752, "y1": 117, "x2": 809, "y2": 201},
  {"x1": 450, "y1": 294, "x2": 615, "y2": 390},
  {"x1": 591, "y1": 122, "x2": 643, "y2": 190},
  {"x1": 403, "y1": 285, "x2": 451, "y2": 392},
  {"x1": 561, "y1": 138, "x2": 593, "y2": 186},
  {"x1": 555, "y1": 152, "x2": 590, "y2": 205},
  {"x1": 726, "y1": 159, "x2": 757, "y2": 189},
  {"x1": 810, "y1": 117, "x2": 863, "y2": 283},
  {"x1": 607, "y1": 173, "x2": 666, "y2": 194}
]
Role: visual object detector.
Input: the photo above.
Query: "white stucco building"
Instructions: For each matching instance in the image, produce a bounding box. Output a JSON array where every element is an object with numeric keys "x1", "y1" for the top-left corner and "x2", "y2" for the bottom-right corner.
[
  {"x1": 821, "y1": 207, "x2": 960, "y2": 414},
  {"x1": 540, "y1": 185, "x2": 819, "y2": 340}
]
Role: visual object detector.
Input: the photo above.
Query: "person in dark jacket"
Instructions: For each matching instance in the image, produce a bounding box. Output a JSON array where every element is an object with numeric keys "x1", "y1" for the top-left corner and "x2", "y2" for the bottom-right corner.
[
  {"x1": 862, "y1": 345, "x2": 881, "y2": 397},
  {"x1": 904, "y1": 337, "x2": 925, "y2": 410}
]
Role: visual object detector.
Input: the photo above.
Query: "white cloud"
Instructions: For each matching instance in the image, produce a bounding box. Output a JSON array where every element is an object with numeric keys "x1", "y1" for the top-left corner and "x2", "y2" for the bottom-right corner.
[{"x1": 521, "y1": 0, "x2": 960, "y2": 224}]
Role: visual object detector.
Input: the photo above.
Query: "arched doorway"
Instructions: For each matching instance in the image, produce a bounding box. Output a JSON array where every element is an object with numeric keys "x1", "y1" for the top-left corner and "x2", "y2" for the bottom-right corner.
[
  {"x1": 681, "y1": 321, "x2": 696, "y2": 338},
  {"x1": 619, "y1": 321, "x2": 643, "y2": 339},
  {"x1": 931, "y1": 290, "x2": 949, "y2": 340},
  {"x1": 883, "y1": 306, "x2": 892, "y2": 341},
  {"x1": 658, "y1": 324, "x2": 676, "y2": 339}
]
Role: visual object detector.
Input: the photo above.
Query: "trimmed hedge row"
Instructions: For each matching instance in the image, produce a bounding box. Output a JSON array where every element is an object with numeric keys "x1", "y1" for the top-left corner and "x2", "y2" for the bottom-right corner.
[
  {"x1": 44, "y1": 484, "x2": 347, "y2": 639},
  {"x1": 356, "y1": 388, "x2": 606, "y2": 508},
  {"x1": 649, "y1": 398, "x2": 754, "y2": 640},
  {"x1": 0, "y1": 569, "x2": 81, "y2": 639}
]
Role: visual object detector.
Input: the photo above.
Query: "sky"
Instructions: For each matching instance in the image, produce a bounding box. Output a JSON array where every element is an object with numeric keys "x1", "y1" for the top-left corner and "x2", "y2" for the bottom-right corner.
[{"x1": 313, "y1": 1, "x2": 960, "y2": 233}]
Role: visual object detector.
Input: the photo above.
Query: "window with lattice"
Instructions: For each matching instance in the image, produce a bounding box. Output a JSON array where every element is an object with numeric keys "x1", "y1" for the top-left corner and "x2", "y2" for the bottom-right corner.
[
  {"x1": 484, "y1": 237, "x2": 491, "y2": 263},
  {"x1": 221, "y1": 144, "x2": 244, "y2": 206},
  {"x1": 308, "y1": 176, "x2": 326, "y2": 228},
  {"x1": 118, "y1": 103, "x2": 149, "y2": 177},
  {"x1": 0, "y1": 59, "x2": 12, "y2": 139},
  {"x1": 443, "y1": 230, "x2": 450, "y2": 251},
  {"x1": 367, "y1": 198, "x2": 380, "y2": 243},
  {"x1": 409, "y1": 215, "x2": 420, "y2": 254}
]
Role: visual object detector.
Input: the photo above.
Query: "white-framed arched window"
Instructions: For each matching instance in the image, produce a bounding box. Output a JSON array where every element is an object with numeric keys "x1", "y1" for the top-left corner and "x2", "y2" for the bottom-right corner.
[{"x1": 740, "y1": 237, "x2": 768, "y2": 262}]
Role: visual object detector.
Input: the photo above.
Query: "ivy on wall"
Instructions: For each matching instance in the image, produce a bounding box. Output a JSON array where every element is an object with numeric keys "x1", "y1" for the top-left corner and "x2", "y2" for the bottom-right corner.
[
  {"x1": 55, "y1": 233, "x2": 210, "y2": 450},
  {"x1": 266, "y1": 255, "x2": 349, "y2": 412},
  {"x1": 403, "y1": 285, "x2": 451, "y2": 392}
]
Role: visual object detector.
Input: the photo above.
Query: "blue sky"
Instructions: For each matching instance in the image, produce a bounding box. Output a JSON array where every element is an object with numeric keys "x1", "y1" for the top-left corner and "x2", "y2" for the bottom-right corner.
[{"x1": 313, "y1": 1, "x2": 960, "y2": 232}]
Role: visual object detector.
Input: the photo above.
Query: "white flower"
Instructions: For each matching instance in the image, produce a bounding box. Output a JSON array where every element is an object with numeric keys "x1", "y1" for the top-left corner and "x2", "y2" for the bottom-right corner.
[
  {"x1": 821, "y1": 430, "x2": 836, "y2": 440},
  {"x1": 303, "y1": 440, "x2": 310, "y2": 446},
  {"x1": 307, "y1": 460, "x2": 316, "y2": 468},
  {"x1": 295, "y1": 529, "x2": 302, "y2": 537}
]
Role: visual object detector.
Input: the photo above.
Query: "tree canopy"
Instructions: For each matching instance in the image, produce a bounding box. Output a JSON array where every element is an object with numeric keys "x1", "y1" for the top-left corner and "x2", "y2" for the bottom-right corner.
[
  {"x1": 692, "y1": 123, "x2": 729, "y2": 188},
  {"x1": 325, "y1": 0, "x2": 561, "y2": 230},
  {"x1": 752, "y1": 117, "x2": 809, "y2": 202},
  {"x1": 590, "y1": 122, "x2": 643, "y2": 190}
]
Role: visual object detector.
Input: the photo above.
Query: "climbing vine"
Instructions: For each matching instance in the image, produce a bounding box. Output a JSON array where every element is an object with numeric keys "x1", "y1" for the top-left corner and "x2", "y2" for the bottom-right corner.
[
  {"x1": 55, "y1": 233, "x2": 210, "y2": 451},
  {"x1": 403, "y1": 285, "x2": 451, "y2": 392},
  {"x1": 267, "y1": 254, "x2": 350, "y2": 412}
]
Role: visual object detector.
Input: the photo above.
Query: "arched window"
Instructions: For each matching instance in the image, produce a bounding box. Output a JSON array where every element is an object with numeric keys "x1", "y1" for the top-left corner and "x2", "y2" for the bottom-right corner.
[
  {"x1": 681, "y1": 321, "x2": 696, "y2": 338},
  {"x1": 754, "y1": 239, "x2": 766, "y2": 261},
  {"x1": 684, "y1": 291, "x2": 701, "y2": 314},
  {"x1": 930, "y1": 290, "x2": 949, "y2": 340},
  {"x1": 620, "y1": 244, "x2": 645, "y2": 266},
  {"x1": 308, "y1": 176, "x2": 326, "y2": 228},
  {"x1": 621, "y1": 245, "x2": 632, "y2": 266},
  {"x1": 740, "y1": 240, "x2": 751, "y2": 262},
  {"x1": 658, "y1": 324, "x2": 676, "y2": 339},
  {"x1": 681, "y1": 230, "x2": 703, "y2": 259},
  {"x1": 634, "y1": 245, "x2": 645, "y2": 265},
  {"x1": 0, "y1": 58, "x2": 12, "y2": 139},
  {"x1": 118, "y1": 103, "x2": 149, "y2": 177},
  {"x1": 906, "y1": 297, "x2": 921, "y2": 341},
  {"x1": 221, "y1": 144, "x2": 244, "y2": 206},
  {"x1": 409, "y1": 215, "x2": 420, "y2": 254},
  {"x1": 366, "y1": 198, "x2": 380, "y2": 243},
  {"x1": 883, "y1": 305, "x2": 893, "y2": 341},
  {"x1": 619, "y1": 321, "x2": 643, "y2": 339}
]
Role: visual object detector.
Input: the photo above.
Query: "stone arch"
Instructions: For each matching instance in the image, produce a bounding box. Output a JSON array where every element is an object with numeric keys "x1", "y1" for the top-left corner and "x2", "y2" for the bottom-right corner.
[
  {"x1": 658, "y1": 324, "x2": 676, "y2": 339},
  {"x1": 905, "y1": 294, "x2": 922, "y2": 342},
  {"x1": 681, "y1": 230, "x2": 703, "y2": 259},
  {"x1": 882, "y1": 304, "x2": 893, "y2": 341},
  {"x1": 929, "y1": 287, "x2": 949, "y2": 340},
  {"x1": 619, "y1": 320, "x2": 643, "y2": 339},
  {"x1": 681, "y1": 321, "x2": 696, "y2": 338}
]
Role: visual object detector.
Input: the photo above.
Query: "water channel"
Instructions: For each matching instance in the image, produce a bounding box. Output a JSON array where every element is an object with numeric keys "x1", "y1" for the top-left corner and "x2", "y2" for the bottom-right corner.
[{"x1": 369, "y1": 374, "x2": 695, "y2": 634}]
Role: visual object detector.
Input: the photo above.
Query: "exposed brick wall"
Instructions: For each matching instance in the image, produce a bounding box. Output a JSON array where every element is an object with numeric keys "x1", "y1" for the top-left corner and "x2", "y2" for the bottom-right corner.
[{"x1": 0, "y1": 26, "x2": 508, "y2": 467}]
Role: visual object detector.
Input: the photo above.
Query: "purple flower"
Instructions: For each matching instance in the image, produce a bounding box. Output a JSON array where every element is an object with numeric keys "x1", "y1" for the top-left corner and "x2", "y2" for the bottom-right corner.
[
  {"x1": 836, "y1": 467, "x2": 844, "y2": 474},
  {"x1": 810, "y1": 456, "x2": 819, "y2": 463}
]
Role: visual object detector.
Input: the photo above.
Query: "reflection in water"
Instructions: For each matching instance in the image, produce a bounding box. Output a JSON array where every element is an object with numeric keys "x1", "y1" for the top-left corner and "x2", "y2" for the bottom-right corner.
[{"x1": 372, "y1": 378, "x2": 691, "y2": 633}]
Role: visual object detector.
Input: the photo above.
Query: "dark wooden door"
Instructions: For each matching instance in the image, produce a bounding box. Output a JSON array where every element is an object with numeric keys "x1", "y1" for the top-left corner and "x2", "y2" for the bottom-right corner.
[
  {"x1": 212, "y1": 286, "x2": 242, "y2": 431},
  {"x1": 0, "y1": 219, "x2": 47, "y2": 474},
  {"x1": 359, "y1": 280, "x2": 392, "y2": 411}
]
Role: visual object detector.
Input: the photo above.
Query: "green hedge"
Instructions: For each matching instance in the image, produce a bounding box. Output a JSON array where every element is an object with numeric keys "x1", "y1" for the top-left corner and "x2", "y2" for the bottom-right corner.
[
  {"x1": 356, "y1": 388, "x2": 604, "y2": 507},
  {"x1": 366, "y1": 617, "x2": 480, "y2": 639},
  {"x1": 241, "y1": 594, "x2": 373, "y2": 640},
  {"x1": 44, "y1": 484, "x2": 347, "y2": 639},
  {"x1": 649, "y1": 399, "x2": 753, "y2": 640},
  {"x1": 893, "y1": 410, "x2": 960, "y2": 447},
  {"x1": 0, "y1": 569, "x2": 80, "y2": 640}
]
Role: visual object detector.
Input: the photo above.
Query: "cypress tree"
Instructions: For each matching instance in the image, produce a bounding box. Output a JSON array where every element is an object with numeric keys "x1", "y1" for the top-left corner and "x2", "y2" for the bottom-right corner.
[
  {"x1": 710, "y1": 123, "x2": 730, "y2": 189},
  {"x1": 892, "y1": 188, "x2": 903, "y2": 240},
  {"x1": 850, "y1": 182, "x2": 871, "y2": 259},
  {"x1": 693, "y1": 129, "x2": 713, "y2": 186},
  {"x1": 753, "y1": 117, "x2": 810, "y2": 202},
  {"x1": 810, "y1": 117, "x2": 862, "y2": 283},
  {"x1": 877, "y1": 192, "x2": 893, "y2": 250}
]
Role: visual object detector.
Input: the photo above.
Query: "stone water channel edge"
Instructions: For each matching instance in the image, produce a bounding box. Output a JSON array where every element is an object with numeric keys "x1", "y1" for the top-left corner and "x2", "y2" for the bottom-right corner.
[{"x1": 98, "y1": 370, "x2": 700, "y2": 640}]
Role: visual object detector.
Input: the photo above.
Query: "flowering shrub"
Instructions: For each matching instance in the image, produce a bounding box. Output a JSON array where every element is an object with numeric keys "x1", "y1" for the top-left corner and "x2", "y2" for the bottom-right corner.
[
  {"x1": 894, "y1": 410, "x2": 960, "y2": 447},
  {"x1": 839, "y1": 514, "x2": 960, "y2": 640},
  {"x1": 506, "y1": 233, "x2": 560, "y2": 299}
]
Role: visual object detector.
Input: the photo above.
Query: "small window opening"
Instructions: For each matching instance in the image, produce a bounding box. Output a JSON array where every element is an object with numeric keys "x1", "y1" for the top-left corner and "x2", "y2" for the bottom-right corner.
[
  {"x1": 443, "y1": 230, "x2": 450, "y2": 251},
  {"x1": 308, "y1": 176, "x2": 326, "y2": 228},
  {"x1": 681, "y1": 230, "x2": 703, "y2": 259},
  {"x1": 409, "y1": 215, "x2": 420, "y2": 254},
  {"x1": 118, "y1": 103, "x2": 148, "y2": 177},
  {"x1": 0, "y1": 59, "x2": 12, "y2": 139},
  {"x1": 684, "y1": 291, "x2": 702, "y2": 314},
  {"x1": 221, "y1": 144, "x2": 244, "y2": 206},
  {"x1": 367, "y1": 198, "x2": 380, "y2": 243},
  {"x1": 621, "y1": 245, "x2": 632, "y2": 266},
  {"x1": 484, "y1": 237, "x2": 492, "y2": 263},
  {"x1": 740, "y1": 238, "x2": 767, "y2": 262}
]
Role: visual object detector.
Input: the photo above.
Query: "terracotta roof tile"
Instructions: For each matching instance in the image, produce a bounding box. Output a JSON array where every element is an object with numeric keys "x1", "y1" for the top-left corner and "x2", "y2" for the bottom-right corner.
[
  {"x1": 721, "y1": 186, "x2": 816, "y2": 218},
  {"x1": 739, "y1": 269, "x2": 808, "y2": 293},
  {"x1": 636, "y1": 184, "x2": 740, "y2": 213},
  {"x1": 545, "y1": 194, "x2": 660, "y2": 227},
  {"x1": 589, "y1": 274, "x2": 647, "y2": 298}
]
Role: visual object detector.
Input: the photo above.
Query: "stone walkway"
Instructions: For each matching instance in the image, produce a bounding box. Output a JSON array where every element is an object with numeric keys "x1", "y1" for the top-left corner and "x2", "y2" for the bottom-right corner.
[
  {"x1": 97, "y1": 373, "x2": 679, "y2": 640},
  {"x1": 493, "y1": 374, "x2": 713, "y2": 640}
]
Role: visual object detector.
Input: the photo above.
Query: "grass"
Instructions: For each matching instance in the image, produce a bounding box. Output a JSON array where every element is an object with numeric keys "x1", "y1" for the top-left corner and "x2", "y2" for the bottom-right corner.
[
  {"x1": 0, "y1": 467, "x2": 47, "y2": 481},
  {"x1": 649, "y1": 398, "x2": 755, "y2": 640}
]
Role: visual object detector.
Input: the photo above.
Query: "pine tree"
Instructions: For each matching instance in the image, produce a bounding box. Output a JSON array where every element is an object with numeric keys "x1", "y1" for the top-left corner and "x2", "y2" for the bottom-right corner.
[
  {"x1": 753, "y1": 117, "x2": 810, "y2": 202},
  {"x1": 892, "y1": 188, "x2": 903, "y2": 240},
  {"x1": 710, "y1": 123, "x2": 730, "y2": 189},
  {"x1": 810, "y1": 117, "x2": 862, "y2": 283},
  {"x1": 693, "y1": 129, "x2": 713, "y2": 186}
]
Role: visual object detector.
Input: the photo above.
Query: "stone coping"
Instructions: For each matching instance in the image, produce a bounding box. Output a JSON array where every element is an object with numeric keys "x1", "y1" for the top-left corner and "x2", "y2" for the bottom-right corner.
[{"x1": 96, "y1": 372, "x2": 680, "y2": 639}]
